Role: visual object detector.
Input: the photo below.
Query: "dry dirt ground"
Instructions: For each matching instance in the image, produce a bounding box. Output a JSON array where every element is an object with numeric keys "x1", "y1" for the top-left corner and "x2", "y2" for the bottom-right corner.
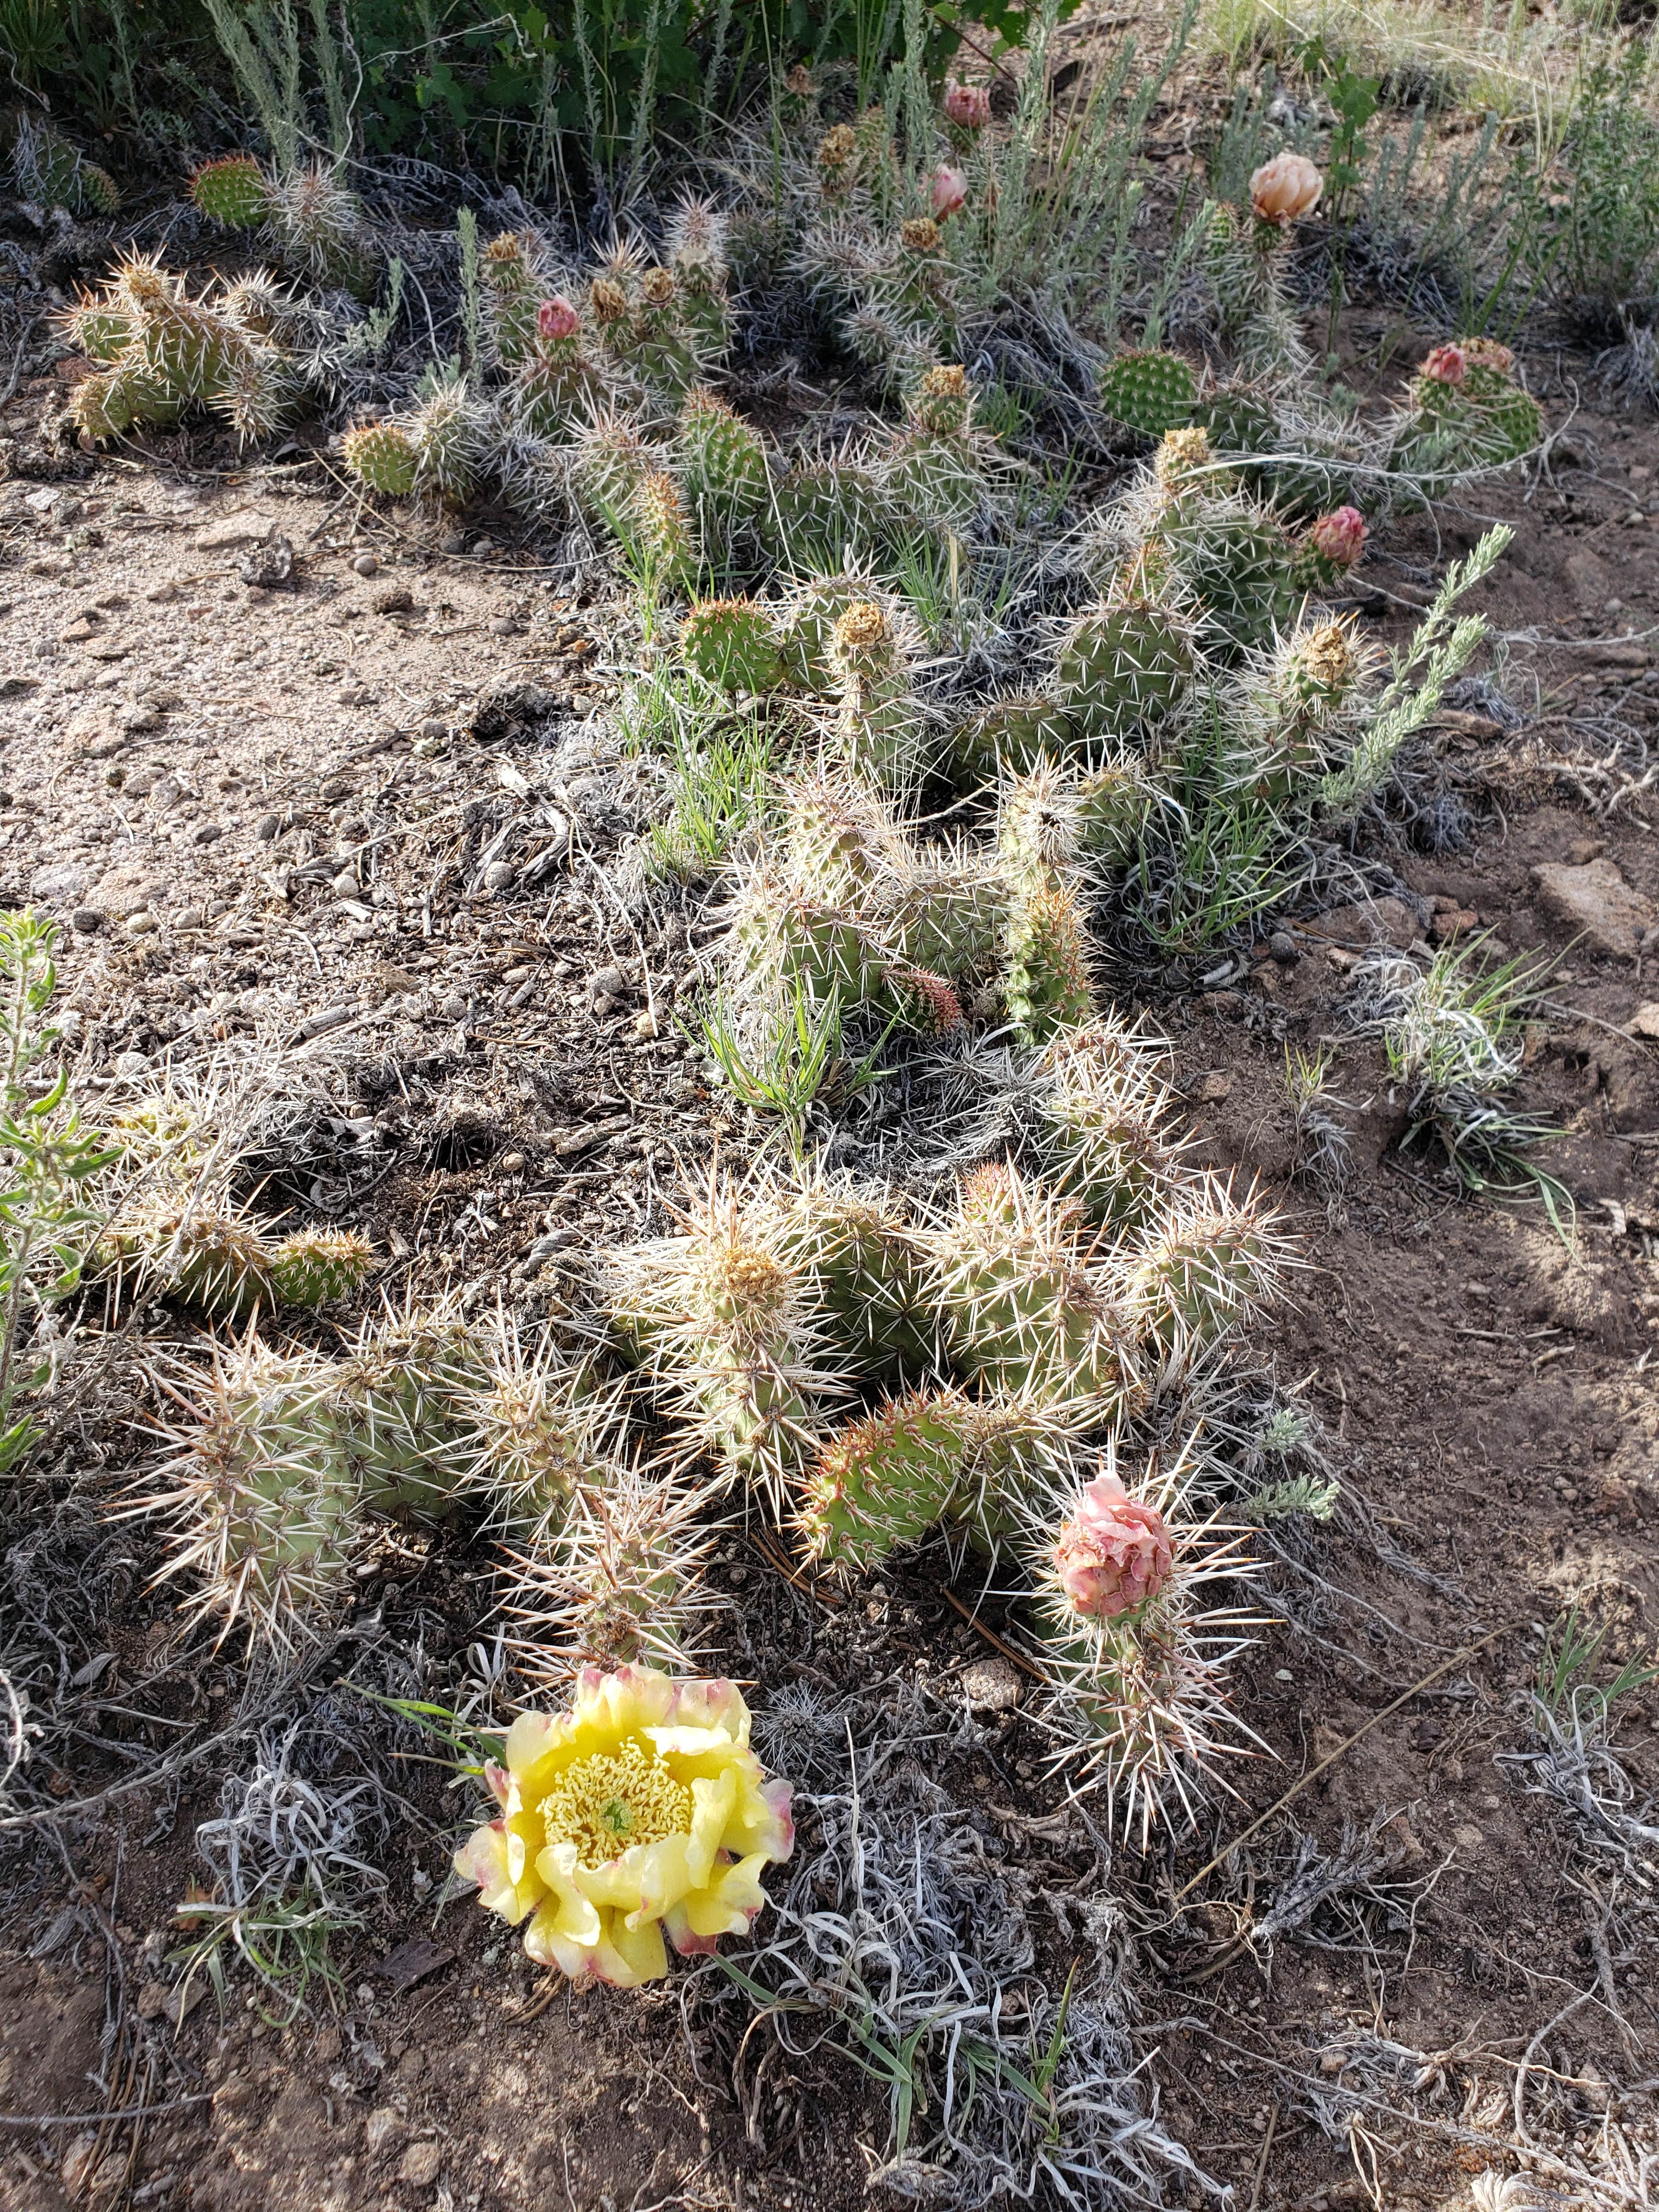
[{"x1": 2, "y1": 293, "x2": 1659, "y2": 2210}]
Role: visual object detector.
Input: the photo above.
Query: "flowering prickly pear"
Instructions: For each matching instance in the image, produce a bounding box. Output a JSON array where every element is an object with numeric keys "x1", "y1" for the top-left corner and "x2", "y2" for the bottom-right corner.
[
  {"x1": 817, "y1": 123, "x2": 860, "y2": 195},
  {"x1": 190, "y1": 154, "x2": 271, "y2": 230},
  {"x1": 679, "y1": 597, "x2": 785, "y2": 693},
  {"x1": 1204, "y1": 200, "x2": 1310, "y2": 377},
  {"x1": 269, "y1": 1227, "x2": 376, "y2": 1308},
  {"x1": 907, "y1": 363, "x2": 974, "y2": 437},
  {"x1": 573, "y1": 414, "x2": 658, "y2": 515},
  {"x1": 944, "y1": 81, "x2": 992, "y2": 131},
  {"x1": 777, "y1": 572, "x2": 883, "y2": 691},
  {"x1": 478, "y1": 232, "x2": 546, "y2": 366},
  {"x1": 1249, "y1": 151, "x2": 1322, "y2": 229},
  {"x1": 1097, "y1": 349, "x2": 1199, "y2": 441},
  {"x1": 1391, "y1": 340, "x2": 1542, "y2": 493},
  {"x1": 1051, "y1": 1471, "x2": 1173, "y2": 1621},
  {"x1": 930, "y1": 165, "x2": 968, "y2": 219},
  {"x1": 1297, "y1": 504, "x2": 1367, "y2": 588},
  {"x1": 829, "y1": 599, "x2": 918, "y2": 790},
  {"x1": 1159, "y1": 502, "x2": 1299, "y2": 655},
  {"x1": 799, "y1": 1388, "x2": 970, "y2": 1570},
  {"x1": 342, "y1": 420, "x2": 419, "y2": 497}
]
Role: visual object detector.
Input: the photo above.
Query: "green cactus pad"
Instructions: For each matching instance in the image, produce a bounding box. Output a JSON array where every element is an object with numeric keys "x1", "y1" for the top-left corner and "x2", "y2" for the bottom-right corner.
[
  {"x1": 680, "y1": 597, "x2": 786, "y2": 692},
  {"x1": 341, "y1": 420, "x2": 419, "y2": 497},
  {"x1": 190, "y1": 155, "x2": 272, "y2": 230},
  {"x1": 799, "y1": 1388, "x2": 971, "y2": 1571},
  {"x1": 1053, "y1": 601, "x2": 1193, "y2": 744},
  {"x1": 1098, "y1": 349, "x2": 1199, "y2": 440}
]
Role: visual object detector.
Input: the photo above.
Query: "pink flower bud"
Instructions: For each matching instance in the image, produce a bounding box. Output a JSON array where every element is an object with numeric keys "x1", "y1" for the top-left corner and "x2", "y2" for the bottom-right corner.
[
  {"x1": 1249, "y1": 150, "x2": 1323, "y2": 228},
  {"x1": 1420, "y1": 342, "x2": 1467, "y2": 386},
  {"x1": 1052, "y1": 1472, "x2": 1173, "y2": 1621},
  {"x1": 1308, "y1": 505, "x2": 1367, "y2": 571},
  {"x1": 944, "y1": 81, "x2": 992, "y2": 129},
  {"x1": 930, "y1": 164, "x2": 968, "y2": 219},
  {"x1": 537, "y1": 295, "x2": 580, "y2": 343}
]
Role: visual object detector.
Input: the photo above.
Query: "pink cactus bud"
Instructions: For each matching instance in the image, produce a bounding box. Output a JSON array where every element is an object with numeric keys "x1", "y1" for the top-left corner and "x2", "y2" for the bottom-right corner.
[
  {"x1": 1052, "y1": 1472, "x2": 1173, "y2": 1621},
  {"x1": 930, "y1": 164, "x2": 968, "y2": 219},
  {"x1": 1420, "y1": 342, "x2": 1467, "y2": 386},
  {"x1": 1308, "y1": 505, "x2": 1367, "y2": 571},
  {"x1": 1249, "y1": 150, "x2": 1323, "y2": 228},
  {"x1": 944, "y1": 81, "x2": 992, "y2": 129},
  {"x1": 537, "y1": 295, "x2": 580, "y2": 343}
]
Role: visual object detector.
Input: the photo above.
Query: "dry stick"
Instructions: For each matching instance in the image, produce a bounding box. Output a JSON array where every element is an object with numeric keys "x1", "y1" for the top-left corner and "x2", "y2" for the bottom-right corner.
[
  {"x1": 1245, "y1": 2101, "x2": 1278, "y2": 2212},
  {"x1": 939, "y1": 1587, "x2": 1047, "y2": 1682},
  {"x1": 1170, "y1": 1624, "x2": 1506, "y2": 1905}
]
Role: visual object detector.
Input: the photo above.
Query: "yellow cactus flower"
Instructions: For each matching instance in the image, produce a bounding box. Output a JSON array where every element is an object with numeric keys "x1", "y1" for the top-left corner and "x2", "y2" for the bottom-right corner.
[{"x1": 453, "y1": 1666, "x2": 793, "y2": 1988}]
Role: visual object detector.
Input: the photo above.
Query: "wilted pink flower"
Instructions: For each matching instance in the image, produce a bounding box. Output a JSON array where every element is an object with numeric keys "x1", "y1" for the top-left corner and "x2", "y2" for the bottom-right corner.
[
  {"x1": 930, "y1": 164, "x2": 968, "y2": 219},
  {"x1": 944, "y1": 81, "x2": 992, "y2": 129},
  {"x1": 1249, "y1": 150, "x2": 1323, "y2": 228},
  {"x1": 1052, "y1": 1472, "x2": 1173, "y2": 1621},
  {"x1": 1459, "y1": 336, "x2": 1513, "y2": 375},
  {"x1": 537, "y1": 295, "x2": 580, "y2": 343},
  {"x1": 1420, "y1": 342, "x2": 1467, "y2": 386},
  {"x1": 1308, "y1": 505, "x2": 1367, "y2": 571}
]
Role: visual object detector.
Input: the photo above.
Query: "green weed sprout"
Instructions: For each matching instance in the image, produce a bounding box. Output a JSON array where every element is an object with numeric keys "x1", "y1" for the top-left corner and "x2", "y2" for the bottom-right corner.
[{"x1": 644, "y1": 709, "x2": 776, "y2": 883}]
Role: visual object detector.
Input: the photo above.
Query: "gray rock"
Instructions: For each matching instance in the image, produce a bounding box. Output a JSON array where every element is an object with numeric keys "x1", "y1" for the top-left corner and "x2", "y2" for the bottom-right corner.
[
  {"x1": 123, "y1": 910, "x2": 158, "y2": 936},
  {"x1": 482, "y1": 860, "x2": 517, "y2": 893},
  {"x1": 70, "y1": 907, "x2": 104, "y2": 933},
  {"x1": 1530, "y1": 858, "x2": 1656, "y2": 960},
  {"x1": 255, "y1": 812, "x2": 281, "y2": 842},
  {"x1": 961, "y1": 1657, "x2": 1023, "y2": 1713},
  {"x1": 32, "y1": 861, "x2": 91, "y2": 902},
  {"x1": 590, "y1": 963, "x2": 629, "y2": 1001},
  {"x1": 351, "y1": 552, "x2": 379, "y2": 578},
  {"x1": 1268, "y1": 930, "x2": 1299, "y2": 963},
  {"x1": 112, "y1": 1049, "x2": 150, "y2": 1076}
]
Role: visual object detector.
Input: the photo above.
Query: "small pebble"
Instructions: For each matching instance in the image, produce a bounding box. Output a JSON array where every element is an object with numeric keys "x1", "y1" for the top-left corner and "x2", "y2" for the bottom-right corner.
[
  {"x1": 174, "y1": 908, "x2": 204, "y2": 932},
  {"x1": 255, "y1": 811, "x2": 282, "y2": 842},
  {"x1": 370, "y1": 583, "x2": 414, "y2": 614},
  {"x1": 482, "y1": 860, "x2": 517, "y2": 893},
  {"x1": 499, "y1": 1152, "x2": 525, "y2": 1174},
  {"x1": 70, "y1": 907, "x2": 104, "y2": 933},
  {"x1": 1268, "y1": 931, "x2": 1299, "y2": 964},
  {"x1": 591, "y1": 964, "x2": 628, "y2": 1001},
  {"x1": 352, "y1": 552, "x2": 380, "y2": 578},
  {"x1": 439, "y1": 532, "x2": 467, "y2": 555},
  {"x1": 112, "y1": 1049, "x2": 150, "y2": 1076},
  {"x1": 123, "y1": 910, "x2": 158, "y2": 937},
  {"x1": 634, "y1": 1008, "x2": 660, "y2": 1039},
  {"x1": 331, "y1": 869, "x2": 360, "y2": 897},
  {"x1": 487, "y1": 617, "x2": 520, "y2": 636},
  {"x1": 471, "y1": 536, "x2": 495, "y2": 556}
]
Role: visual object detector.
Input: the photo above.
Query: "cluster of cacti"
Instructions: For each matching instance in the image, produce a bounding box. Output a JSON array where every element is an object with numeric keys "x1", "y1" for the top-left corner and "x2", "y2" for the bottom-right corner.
[
  {"x1": 134, "y1": 1306, "x2": 662, "y2": 1655},
  {"x1": 1388, "y1": 339, "x2": 1544, "y2": 496},
  {"x1": 58, "y1": 256, "x2": 297, "y2": 445},
  {"x1": 594, "y1": 1080, "x2": 1286, "y2": 1818},
  {"x1": 99, "y1": 1181, "x2": 376, "y2": 1322},
  {"x1": 9, "y1": 113, "x2": 119, "y2": 216},
  {"x1": 190, "y1": 155, "x2": 376, "y2": 293}
]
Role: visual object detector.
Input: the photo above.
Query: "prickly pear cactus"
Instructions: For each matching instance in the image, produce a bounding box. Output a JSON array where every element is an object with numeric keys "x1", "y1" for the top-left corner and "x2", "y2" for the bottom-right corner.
[
  {"x1": 190, "y1": 155, "x2": 272, "y2": 230},
  {"x1": 678, "y1": 387, "x2": 770, "y2": 532},
  {"x1": 1053, "y1": 598, "x2": 1194, "y2": 746},
  {"x1": 799, "y1": 1388, "x2": 971, "y2": 1571},
  {"x1": 1003, "y1": 878, "x2": 1096, "y2": 1046},
  {"x1": 1098, "y1": 349, "x2": 1199, "y2": 440},
  {"x1": 341, "y1": 420, "x2": 419, "y2": 497},
  {"x1": 680, "y1": 597, "x2": 786, "y2": 693},
  {"x1": 949, "y1": 695, "x2": 1077, "y2": 785},
  {"x1": 269, "y1": 1228, "x2": 376, "y2": 1308}
]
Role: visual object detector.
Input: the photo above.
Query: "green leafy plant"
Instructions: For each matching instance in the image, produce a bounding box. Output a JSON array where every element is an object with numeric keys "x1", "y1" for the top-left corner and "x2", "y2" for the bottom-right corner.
[
  {"x1": 1508, "y1": 44, "x2": 1659, "y2": 342},
  {"x1": 0, "y1": 915, "x2": 116, "y2": 1479},
  {"x1": 170, "y1": 1887, "x2": 356, "y2": 2026}
]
